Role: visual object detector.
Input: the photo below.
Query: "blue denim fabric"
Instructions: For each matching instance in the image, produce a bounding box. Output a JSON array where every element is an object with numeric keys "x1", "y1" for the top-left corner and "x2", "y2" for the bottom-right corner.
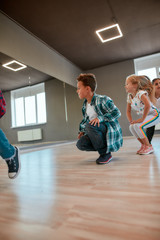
[
  {"x1": 76, "y1": 122, "x2": 107, "y2": 155},
  {"x1": 0, "y1": 128, "x2": 15, "y2": 159}
]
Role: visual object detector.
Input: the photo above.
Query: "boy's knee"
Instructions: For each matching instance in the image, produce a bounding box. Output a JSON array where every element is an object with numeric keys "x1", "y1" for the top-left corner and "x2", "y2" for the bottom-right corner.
[
  {"x1": 85, "y1": 122, "x2": 91, "y2": 131},
  {"x1": 76, "y1": 140, "x2": 80, "y2": 149},
  {"x1": 76, "y1": 139, "x2": 83, "y2": 150},
  {"x1": 85, "y1": 122, "x2": 98, "y2": 133}
]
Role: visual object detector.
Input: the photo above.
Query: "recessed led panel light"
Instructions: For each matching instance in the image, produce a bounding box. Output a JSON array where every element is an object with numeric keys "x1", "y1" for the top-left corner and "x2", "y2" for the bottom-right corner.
[
  {"x1": 2, "y1": 60, "x2": 27, "y2": 71},
  {"x1": 96, "y1": 23, "x2": 123, "y2": 43}
]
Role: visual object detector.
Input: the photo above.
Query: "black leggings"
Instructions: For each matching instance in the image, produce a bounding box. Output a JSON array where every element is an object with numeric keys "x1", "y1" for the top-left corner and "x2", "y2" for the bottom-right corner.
[{"x1": 146, "y1": 125, "x2": 155, "y2": 144}]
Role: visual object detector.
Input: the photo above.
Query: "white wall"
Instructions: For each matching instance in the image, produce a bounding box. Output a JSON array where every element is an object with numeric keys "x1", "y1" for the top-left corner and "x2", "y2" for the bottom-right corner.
[{"x1": 134, "y1": 52, "x2": 160, "y2": 72}]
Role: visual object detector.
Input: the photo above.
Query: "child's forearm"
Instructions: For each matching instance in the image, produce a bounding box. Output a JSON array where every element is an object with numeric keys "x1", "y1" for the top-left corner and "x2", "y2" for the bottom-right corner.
[
  {"x1": 127, "y1": 112, "x2": 132, "y2": 123},
  {"x1": 126, "y1": 104, "x2": 132, "y2": 123},
  {"x1": 126, "y1": 107, "x2": 132, "y2": 122}
]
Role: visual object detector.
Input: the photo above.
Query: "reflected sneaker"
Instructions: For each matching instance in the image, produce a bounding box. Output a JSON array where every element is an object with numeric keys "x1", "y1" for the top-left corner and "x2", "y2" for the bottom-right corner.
[
  {"x1": 96, "y1": 152, "x2": 112, "y2": 164},
  {"x1": 139, "y1": 145, "x2": 154, "y2": 155},
  {"x1": 137, "y1": 144, "x2": 145, "y2": 154},
  {"x1": 5, "y1": 147, "x2": 21, "y2": 179}
]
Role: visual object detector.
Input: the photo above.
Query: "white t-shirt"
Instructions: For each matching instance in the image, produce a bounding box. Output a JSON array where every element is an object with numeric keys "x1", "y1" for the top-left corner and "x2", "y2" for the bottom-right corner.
[
  {"x1": 156, "y1": 97, "x2": 160, "y2": 112},
  {"x1": 86, "y1": 102, "x2": 98, "y2": 120},
  {"x1": 127, "y1": 90, "x2": 156, "y2": 115}
]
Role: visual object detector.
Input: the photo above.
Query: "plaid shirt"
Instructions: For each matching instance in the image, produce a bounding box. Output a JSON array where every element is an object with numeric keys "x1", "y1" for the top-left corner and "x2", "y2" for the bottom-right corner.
[{"x1": 79, "y1": 93, "x2": 123, "y2": 152}]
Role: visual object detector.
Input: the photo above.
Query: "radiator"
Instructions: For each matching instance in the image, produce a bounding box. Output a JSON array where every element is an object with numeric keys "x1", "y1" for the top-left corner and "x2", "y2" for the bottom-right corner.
[
  {"x1": 155, "y1": 122, "x2": 160, "y2": 130},
  {"x1": 17, "y1": 128, "x2": 42, "y2": 142}
]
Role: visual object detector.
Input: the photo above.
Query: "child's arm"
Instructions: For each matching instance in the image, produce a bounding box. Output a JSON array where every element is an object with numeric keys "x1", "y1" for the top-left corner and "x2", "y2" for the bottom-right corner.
[
  {"x1": 131, "y1": 94, "x2": 150, "y2": 124},
  {"x1": 78, "y1": 116, "x2": 88, "y2": 138},
  {"x1": 126, "y1": 102, "x2": 132, "y2": 123}
]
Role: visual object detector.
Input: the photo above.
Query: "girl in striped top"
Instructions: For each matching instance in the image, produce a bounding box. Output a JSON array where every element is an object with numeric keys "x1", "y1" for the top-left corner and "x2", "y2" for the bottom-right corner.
[{"x1": 125, "y1": 75, "x2": 159, "y2": 155}]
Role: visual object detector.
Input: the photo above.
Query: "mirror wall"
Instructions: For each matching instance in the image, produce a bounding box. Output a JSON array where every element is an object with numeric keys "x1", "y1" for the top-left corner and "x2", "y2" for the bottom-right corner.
[{"x1": 0, "y1": 52, "x2": 82, "y2": 144}]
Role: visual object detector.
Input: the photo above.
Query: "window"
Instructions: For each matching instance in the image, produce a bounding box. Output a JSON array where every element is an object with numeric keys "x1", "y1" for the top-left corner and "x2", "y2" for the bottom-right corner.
[
  {"x1": 134, "y1": 52, "x2": 160, "y2": 81},
  {"x1": 11, "y1": 83, "x2": 47, "y2": 127},
  {"x1": 137, "y1": 67, "x2": 157, "y2": 80}
]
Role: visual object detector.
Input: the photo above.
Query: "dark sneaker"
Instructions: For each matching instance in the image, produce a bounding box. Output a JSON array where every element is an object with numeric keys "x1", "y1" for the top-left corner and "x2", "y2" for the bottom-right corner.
[
  {"x1": 96, "y1": 152, "x2": 112, "y2": 164},
  {"x1": 5, "y1": 147, "x2": 21, "y2": 179}
]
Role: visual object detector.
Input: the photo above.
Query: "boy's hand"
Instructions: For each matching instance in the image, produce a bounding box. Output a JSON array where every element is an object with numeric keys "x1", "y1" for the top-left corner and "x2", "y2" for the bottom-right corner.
[
  {"x1": 78, "y1": 132, "x2": 84, "y2": 139},
  {"x1": 89, "y1": 118, "x2": 100, "y2": 127}
]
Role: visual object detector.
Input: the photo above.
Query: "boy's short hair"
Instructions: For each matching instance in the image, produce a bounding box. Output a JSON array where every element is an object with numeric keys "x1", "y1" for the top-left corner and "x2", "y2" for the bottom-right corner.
[{"x1": 77, "y1": 73, "x2": 97, "y2": 92}]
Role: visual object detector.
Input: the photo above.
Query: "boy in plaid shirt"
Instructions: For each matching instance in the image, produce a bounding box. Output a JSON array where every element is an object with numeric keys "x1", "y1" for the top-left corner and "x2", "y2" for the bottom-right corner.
[{"x1": 76, "y1": 73, "x2": 123, "y2": 164}]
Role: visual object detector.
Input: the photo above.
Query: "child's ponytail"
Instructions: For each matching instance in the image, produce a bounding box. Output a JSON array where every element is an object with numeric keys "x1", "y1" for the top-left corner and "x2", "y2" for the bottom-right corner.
[{"x1": 140, "y1": 76, "x2": 156, "y2": 105}]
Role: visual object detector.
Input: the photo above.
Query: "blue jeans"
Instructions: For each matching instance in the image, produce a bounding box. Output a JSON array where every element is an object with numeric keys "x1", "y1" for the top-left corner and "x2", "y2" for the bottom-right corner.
[
  {"x1": 0, "y1": 128, "x2": 15, "y2": 159},
  {"x1": 76, "y1": 122, "x2": 107, "y2": 155}
]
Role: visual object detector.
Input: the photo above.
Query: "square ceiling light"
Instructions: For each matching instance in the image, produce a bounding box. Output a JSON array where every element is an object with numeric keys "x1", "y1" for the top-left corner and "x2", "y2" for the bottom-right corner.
[
  {"x1": 2, "y1": 60, "x2": 27, "y2": 71},
  {"x1": 96, "y1": 23, "x2": 123, "y2": 43}
]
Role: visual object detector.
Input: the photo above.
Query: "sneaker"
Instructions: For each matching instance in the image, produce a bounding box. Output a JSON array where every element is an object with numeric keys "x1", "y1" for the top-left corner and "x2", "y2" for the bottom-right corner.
[
  {"x1": 137, "y1": 144, "x2": 145, "y2": 154},
  {"x1": 5, "y1": 147, "x2": 21, "y2": 179},
  {"x1": 139, "y1": 145, "x2": 154, "y2": 155},
  {"x1": 96, "y1": 152, "x2": 112, "y2": 164}
]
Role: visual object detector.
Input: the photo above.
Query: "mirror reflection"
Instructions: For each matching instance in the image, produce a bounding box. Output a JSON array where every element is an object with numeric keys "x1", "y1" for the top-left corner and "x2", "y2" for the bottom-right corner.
[{"x1": 0, "y1": 52, "x2": 82, "y2": 146}]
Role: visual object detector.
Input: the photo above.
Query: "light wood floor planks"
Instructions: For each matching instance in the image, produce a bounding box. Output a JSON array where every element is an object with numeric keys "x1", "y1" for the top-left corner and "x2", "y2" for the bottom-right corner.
[{"x1": 0, "y1": 136, "x2": 160, "y2": 240}]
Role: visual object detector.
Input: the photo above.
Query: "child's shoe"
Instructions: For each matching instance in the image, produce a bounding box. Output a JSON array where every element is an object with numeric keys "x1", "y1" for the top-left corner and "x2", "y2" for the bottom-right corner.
[
  {"x1": 139, "y1": 145, "x2": 154, "y2": 155},
  {"x1": 137, "y1": 144, "x2": 145, "y2": 154},
  {"x1": 96, "y1": 152, "x2": 112, "y2": 164},
  {"x1": 5, "y1": 147, "x2": 21, "y2": 179}
]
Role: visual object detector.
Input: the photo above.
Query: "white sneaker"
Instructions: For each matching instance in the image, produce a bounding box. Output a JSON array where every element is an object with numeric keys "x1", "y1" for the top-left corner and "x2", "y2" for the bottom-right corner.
[{"x1": 139, "y1": 145, "x2": 154, "y2": 155}]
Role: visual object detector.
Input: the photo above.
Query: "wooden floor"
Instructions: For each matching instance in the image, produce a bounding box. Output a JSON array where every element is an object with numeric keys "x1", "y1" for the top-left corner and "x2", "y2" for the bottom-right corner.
[{"x1": 0, "y1": 136, "x2": 160, "y2": 240}]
